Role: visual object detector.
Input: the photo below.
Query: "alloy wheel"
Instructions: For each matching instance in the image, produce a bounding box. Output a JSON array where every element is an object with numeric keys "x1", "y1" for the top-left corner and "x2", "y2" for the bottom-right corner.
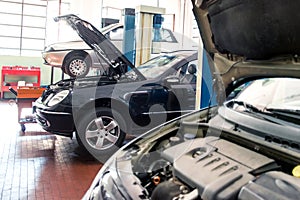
[
  {"x1": 69, "y1": 59, "x2": 88, "y2": 77},
  {"x1": 85, "y1": 116, "x2": 120, "y2": 150}
]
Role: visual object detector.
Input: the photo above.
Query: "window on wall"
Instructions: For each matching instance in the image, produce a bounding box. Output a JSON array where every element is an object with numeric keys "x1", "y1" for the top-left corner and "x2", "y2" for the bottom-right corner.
[{"x1": 0, "y1": 0, "x2": 47, "y2": 56}]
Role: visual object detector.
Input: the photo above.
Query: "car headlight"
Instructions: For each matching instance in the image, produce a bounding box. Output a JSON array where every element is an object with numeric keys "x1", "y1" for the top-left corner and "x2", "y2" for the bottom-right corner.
[
  {"x1": 84, "y1": 151, "x2": 128, "y2": 200},
  {"x1": 47, "y1": 90, "x2": 70, "y2": 107},
  {"x1": 88, "y1": 171, "x2": 125, "y2": 200}
]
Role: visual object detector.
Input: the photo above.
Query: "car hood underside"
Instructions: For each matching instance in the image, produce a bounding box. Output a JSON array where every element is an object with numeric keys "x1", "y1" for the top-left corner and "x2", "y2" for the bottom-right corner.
[{"x1": 191, "y1": 0, "x2": 300, "y2": 104}]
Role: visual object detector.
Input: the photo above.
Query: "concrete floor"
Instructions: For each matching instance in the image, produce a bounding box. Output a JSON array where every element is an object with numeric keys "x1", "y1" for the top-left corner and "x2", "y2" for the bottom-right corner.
[{"x1": 0, "y1": 100, "x2": 102, "y2": 200}]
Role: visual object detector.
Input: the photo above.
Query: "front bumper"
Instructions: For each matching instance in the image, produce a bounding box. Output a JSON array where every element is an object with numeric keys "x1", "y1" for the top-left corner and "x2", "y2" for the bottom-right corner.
[
  {"x1": 42, "y1": 50, "x2": 68, "y2": 67},
  {"x1": 35, "y1": 107, "x2": 74, "y2": 137}
]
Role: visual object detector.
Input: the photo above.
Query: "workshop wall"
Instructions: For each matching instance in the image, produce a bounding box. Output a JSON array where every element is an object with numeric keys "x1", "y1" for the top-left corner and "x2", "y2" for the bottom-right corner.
[
  {"x1": 0, "y1": 55, "x2": 63, "y2": 87},
  {"x1": 0, "y1": 0, "x2": 198, "y2": 96}
]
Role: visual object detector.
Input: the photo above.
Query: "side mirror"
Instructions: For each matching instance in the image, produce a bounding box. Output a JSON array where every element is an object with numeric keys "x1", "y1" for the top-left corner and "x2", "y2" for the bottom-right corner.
[{"x1": 164, "y1": 76, "x2": 180, "y2": 87}]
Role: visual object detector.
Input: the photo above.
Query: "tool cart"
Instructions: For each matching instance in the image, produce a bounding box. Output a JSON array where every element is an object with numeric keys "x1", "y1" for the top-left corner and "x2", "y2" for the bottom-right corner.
[
  {"x1": 17, "y1": 86, "x2": 45, "y2": 132},
  {"x1": 9, "y1": 86, "x2": 45, "y2": 132}
]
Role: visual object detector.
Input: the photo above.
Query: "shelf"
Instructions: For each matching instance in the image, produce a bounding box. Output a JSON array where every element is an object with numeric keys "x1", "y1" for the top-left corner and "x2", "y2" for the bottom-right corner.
[{"x1": 1, "y1": 66, "x2": 41, "y2": 99}]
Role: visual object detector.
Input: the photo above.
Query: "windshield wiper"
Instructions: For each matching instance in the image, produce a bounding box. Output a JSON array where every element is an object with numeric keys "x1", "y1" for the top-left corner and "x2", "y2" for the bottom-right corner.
[
  {"x1": 265, "y1": 108, "x2": 300, "y2": 125},
  {"x1": 226, "y1": 100, "x2": 300, "y2": 128},
  {"x1": 266, "y1": 108, "x2": 300, "y2": 115},
  {"x1": 225, "y1": 99, "x2": 261, "y2": 113}
]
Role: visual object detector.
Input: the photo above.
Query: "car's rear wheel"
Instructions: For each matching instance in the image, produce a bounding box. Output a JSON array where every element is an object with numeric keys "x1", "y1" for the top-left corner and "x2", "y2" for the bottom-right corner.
[
  {"x1": 76, "y1": 107, "x2": 126, "y2": 163},
  {"x1": 63, "y1": 53, "x2": 91, "y2": 77}
]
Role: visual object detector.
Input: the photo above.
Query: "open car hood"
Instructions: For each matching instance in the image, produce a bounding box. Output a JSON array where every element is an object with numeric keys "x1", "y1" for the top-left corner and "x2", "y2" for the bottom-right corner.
[
  {"x1": 54, "y1": 14, "x2": 137, "y2": 78},
  {"x1": 191, "y1": 0, "x2": 300, "y2": 104}
]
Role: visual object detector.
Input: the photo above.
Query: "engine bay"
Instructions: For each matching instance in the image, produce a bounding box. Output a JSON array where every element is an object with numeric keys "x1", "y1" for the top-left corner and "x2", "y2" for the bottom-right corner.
[{"x1": 129, "y1": 114, "x2": 300, "y2": 200}]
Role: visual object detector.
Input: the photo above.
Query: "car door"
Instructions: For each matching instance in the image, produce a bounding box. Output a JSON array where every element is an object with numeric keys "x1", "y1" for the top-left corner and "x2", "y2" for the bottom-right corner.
[{"x1": 165, "y1": 59, "x2": 198, "y2": 114}]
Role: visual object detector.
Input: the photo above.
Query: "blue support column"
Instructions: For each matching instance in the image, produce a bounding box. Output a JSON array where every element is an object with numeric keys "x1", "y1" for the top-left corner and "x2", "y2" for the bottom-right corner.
[
  {"x1": 200, "y1": 53, "x2": 217, "y2": 108},
  {"x1": 123, "y1": 8, "x2": 136, "y2": 65},
  {"x1": 153, "y1": 14, "x2": 163, "y2": 42}
]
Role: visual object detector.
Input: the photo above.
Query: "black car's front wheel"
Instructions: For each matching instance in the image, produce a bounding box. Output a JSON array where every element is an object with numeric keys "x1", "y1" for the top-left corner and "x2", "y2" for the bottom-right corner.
[{"x1": 76, "y1": 107, "x2": 126, "y2": 163}]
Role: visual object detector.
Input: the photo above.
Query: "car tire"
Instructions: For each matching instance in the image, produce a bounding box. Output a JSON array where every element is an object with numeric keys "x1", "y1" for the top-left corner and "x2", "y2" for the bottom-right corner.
[
  {"x1": 76, "y1": 107, "x2": 126, "y2": 163},
  {"x1": 63, "y1": 53, "x2": 91, "y2": 77}
]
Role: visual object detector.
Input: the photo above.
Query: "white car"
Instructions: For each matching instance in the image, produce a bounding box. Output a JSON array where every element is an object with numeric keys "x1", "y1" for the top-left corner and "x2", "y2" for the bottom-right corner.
[
  {"x1": 42, "y1": 23, "x2": 123, "y2": 77},
  {"x1": 42, "y1": 22, "x2": 196, "y2": 77}
]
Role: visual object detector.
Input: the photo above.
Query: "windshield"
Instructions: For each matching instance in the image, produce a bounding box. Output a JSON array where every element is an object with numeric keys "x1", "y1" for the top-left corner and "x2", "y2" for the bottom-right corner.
[
  {"x1": 134, "y1": 55, "x2": 178, "y2": 79},
  {"x1": 234, "y1": 78, "x2": 300, "y2": 111}
]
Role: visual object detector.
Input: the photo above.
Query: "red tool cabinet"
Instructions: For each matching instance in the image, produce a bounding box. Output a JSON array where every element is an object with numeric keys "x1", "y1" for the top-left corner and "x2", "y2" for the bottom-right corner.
[{"x1": 1, "y1": 66, "x2": 41, "y2": 99}]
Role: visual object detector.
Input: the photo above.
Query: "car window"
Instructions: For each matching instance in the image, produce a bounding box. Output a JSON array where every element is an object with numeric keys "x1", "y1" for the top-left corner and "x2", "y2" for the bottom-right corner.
[
  {"x1": 136, "y1": 55, "x2": 178, "y2": 79},
  {"x1": 110, "y1": 27, "x2": 123, "y2": 41},
  {"x1": 106, "y1": 27, "x2": 123, "y2": 41},
  {"x1": 104, "y1": 25, "x2": 177, "y2": 43},
  {"x1": 172, "y1": 60, "x2": 198, "y2": 84},
  {"x1": 159, "y1": 29, "x2": 177, "y2": 43}
]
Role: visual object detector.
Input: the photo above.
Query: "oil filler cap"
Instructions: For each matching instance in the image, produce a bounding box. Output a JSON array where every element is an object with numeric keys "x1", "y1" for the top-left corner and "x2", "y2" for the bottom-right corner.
[{"x1": 292, "y1": 165, "x2": 300, "y2": 178}]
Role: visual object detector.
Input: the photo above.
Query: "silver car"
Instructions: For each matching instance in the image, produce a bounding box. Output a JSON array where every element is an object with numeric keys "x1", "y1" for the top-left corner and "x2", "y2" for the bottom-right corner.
[
  {"x1": 42, "y1": 23, "x2": 123, "y2": 77},
  {"x1": 42, "y1": 22, "x2": 196, "y2": 77}
]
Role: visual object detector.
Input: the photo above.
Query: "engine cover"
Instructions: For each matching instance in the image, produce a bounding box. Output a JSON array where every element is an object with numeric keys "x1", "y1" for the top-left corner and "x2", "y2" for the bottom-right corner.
[{"x1": 161, "y1": 136, "x2": 277, "y2": 199}]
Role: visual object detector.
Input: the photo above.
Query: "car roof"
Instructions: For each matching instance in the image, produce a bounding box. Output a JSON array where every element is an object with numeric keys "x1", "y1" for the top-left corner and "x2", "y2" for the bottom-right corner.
[{"x1": 100, "y1": 23, "x2": 123, "y2": 35}]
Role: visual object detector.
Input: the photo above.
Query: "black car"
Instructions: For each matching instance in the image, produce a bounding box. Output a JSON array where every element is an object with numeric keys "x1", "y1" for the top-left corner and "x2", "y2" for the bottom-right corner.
[
  {"x1": 35, "y1": 14, "x2": 199, "y2": 161},
  {"x1": 83, "y1": 1, "x2": 300, "y2": 199}
]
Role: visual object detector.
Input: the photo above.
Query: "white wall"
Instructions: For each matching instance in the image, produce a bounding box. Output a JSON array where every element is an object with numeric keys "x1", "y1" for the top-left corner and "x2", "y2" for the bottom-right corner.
[
  {"x1": 65, "y1": 0, "x2": 197, "y2": 40},
  {"x1": 68, "y1": 0, "x2": 102, "y2": 28},
  {"x1": 0, "y1": 0, "x2": 199, "y2": 88},
  {"x1": 46, "y1": 0, "x2": 103, "y2": 45}
]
